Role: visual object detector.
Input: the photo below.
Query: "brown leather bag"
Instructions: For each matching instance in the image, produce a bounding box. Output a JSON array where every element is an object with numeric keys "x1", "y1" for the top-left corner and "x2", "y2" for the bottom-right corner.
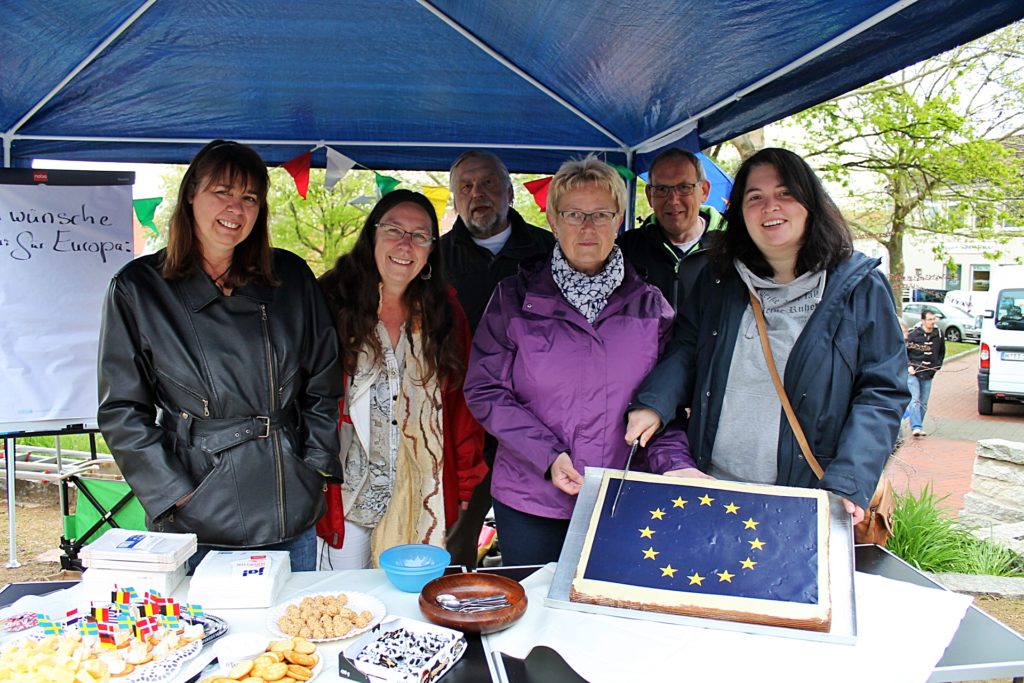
[{"x1": 749, "y1": 292, "x2": 894, "y2": 546}]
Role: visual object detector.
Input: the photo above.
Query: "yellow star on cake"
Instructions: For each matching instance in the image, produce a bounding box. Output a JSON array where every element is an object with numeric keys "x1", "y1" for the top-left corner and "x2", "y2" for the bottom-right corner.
[
  {"x1": 698, "y1": 494, "x2": 714, "y2": 506},
  {"x1": 672, "y1": 496, "x2": 688, "y2": 508},
  {"x1": 639, "y1": 526, "x2": 655, "y2": 539},
  {"x1": 749, "y1": 538, "x2": 766, "y2": 551},
  {"x1": 740, "y1": 557, "x2": 757, "y2": 570},
  {"x1": 717, "y1": 569, "x2": 735, "y2": 583},
  {"x1": 661, "y1": 565, "x2": 678, "y2": 578},
  {"x1": 723, "y1": 502, "x2": 740, "y2": 514},
  {"x1": 650, "y1": 508, "x2": 666, "y2": 520},
  {"x1": 687, "y1": 572, "x2": 705, "y2": 586},
  {"x1": 743, "y1": 517, "x2": 759, "y2": 529},
  {"x1": 643, "y1": 547, "x2": 659, "y2": 560}
]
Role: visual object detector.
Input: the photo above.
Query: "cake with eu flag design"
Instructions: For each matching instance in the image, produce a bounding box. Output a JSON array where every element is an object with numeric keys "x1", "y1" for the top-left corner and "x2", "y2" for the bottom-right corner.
[{"x1": 570, "y1": 471, "x2": 831, "y2": 632}]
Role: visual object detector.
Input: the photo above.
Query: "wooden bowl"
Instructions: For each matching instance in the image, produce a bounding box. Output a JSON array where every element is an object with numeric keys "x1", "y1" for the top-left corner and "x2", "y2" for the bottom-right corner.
[{"x1": 418, "y1": 573, "x2": 528, "y2": 634}]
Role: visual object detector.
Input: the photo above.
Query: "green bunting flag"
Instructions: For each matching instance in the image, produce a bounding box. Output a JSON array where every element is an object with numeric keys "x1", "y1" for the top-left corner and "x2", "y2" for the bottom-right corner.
[
  {"x1": 133, "y1": 197, "x2": 163, "y2": 234},
  {"x1": 374, "y1": 173, "x2": 401, "y2": 196},
  {"x1": 611, "y1": 164, "x2": 636, "y2": 182}
]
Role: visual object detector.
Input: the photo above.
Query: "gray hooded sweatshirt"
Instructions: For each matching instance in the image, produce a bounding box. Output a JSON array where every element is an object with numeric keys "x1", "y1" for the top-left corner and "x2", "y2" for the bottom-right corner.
[{"x1": 708, "y1": 262, "x2": 827, "y2": 484}]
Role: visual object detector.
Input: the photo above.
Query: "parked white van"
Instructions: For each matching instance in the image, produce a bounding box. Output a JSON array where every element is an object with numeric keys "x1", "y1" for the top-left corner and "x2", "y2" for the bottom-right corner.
[
  {"x1": 944, "y1": 290, "x2": 987, "y2": 316},
  {"x1": 977, "y1": 265, "x2": 1024, "y2": 414}
]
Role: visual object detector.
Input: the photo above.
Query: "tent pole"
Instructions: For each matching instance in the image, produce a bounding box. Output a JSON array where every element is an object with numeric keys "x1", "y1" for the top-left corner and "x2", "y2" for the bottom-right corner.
[
  {"x1": 624, "y1": 149, "x2": 637, "y2": 233},
  {"x1": 5, "y1": 436, "x2": 20, "y2": 568}
]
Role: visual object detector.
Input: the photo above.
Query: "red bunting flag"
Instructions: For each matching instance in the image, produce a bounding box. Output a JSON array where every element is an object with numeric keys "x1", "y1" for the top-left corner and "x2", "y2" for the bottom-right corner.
[
  {"x1": 524, "y1": 176, "x2": 553, "y2": 212},
  {"x1": 282, "y1": 151, "x2": 312, "y2": 199}
]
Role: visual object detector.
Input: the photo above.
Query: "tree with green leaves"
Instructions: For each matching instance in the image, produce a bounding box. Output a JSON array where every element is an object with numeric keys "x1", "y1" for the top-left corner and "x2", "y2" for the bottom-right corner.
[
  {"x1": 266, "y1": 168, "x2": 380, "y2": 275},
  {"x1": 792, "y1": 21, "x2": 1024, "y2": 307}
]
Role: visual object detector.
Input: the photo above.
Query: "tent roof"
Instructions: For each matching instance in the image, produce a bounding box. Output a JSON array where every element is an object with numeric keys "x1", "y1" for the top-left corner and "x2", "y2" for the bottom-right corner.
[{"x1": 3, "y1": 1, "x2": 1022, "y2": 173}]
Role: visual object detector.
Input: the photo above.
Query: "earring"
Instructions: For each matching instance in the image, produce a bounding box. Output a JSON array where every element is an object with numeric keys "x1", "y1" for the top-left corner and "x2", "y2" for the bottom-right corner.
[{"x1": 420, "y1": 262, "x2": 433, "y2": 281}]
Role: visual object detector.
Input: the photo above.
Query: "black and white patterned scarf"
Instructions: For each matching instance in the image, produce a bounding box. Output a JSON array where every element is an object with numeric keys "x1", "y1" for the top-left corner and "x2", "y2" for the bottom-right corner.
[{"x1": 551, "y1": 243, "x2": 624, "y2": 324}]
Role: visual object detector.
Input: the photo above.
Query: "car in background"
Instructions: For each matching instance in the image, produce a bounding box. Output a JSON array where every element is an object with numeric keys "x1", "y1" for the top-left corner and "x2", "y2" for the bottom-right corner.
[
  {"x1": 978, "y1": 265, "x2": 1024, "y2": 415},
  {"x1": 901, "y1": 302, "x2": 980, "y2": 343}
]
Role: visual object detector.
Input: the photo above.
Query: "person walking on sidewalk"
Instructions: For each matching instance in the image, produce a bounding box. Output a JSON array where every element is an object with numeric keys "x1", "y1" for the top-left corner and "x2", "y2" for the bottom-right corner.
[{"x1": 906, "y1": 308, "x2": 945, "y2": 436}]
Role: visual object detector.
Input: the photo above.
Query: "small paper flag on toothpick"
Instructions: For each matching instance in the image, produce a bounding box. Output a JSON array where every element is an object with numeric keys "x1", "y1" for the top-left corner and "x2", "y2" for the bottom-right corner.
[
  {"x1": 611, "y1": 164, "x2": 636, "y2": 181},
  {"x1": 325, "y1": 147, "x2": 357, "y2": 191},
  {"x1": 282, "y1": 151, "x2": 313, "y2": 199},
  {"x1": 524, "y1": 176, "x2": 553, "y2": 212},
  {"x1": 133, "y1": 198, "x2": 162, "y2": 234},
  {"x1": 421, "y1": 185, "x2": 450, "y2": 221},
  {"x1": 374, "y1": 173, "x2": 400, "y2": 197}
]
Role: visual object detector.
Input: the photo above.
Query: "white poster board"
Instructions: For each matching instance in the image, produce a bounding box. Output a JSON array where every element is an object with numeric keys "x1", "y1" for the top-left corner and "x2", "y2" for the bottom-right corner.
[{"x1": 0, "y1": 169, "x2": 134, "y2": 433}]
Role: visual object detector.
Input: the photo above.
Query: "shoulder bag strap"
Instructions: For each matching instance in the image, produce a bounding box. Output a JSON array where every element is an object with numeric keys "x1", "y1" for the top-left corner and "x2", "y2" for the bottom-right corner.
[{"x1": 748, "y1": 290, "x2": 825, "y2": 480}]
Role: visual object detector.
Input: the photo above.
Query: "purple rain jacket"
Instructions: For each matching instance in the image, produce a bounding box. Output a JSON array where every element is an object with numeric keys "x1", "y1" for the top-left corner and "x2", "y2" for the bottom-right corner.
[{"x1": 464, "y1": 257, "x2": 696, "y2": 520}]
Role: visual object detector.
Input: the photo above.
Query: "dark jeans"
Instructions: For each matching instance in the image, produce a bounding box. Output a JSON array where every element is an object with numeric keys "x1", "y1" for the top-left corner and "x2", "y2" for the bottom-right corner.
[
  {"x1": 185, "y1": 526, "x2": 317, "y2": 574},
  {"x1": 492, "y1": 499, "x2": 570, "y2": 566}
]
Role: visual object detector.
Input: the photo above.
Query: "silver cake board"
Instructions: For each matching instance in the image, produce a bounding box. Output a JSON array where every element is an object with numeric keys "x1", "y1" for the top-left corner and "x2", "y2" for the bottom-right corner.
[{"x1": 545, "y1": 467, "x2": 857, "y2": 645}]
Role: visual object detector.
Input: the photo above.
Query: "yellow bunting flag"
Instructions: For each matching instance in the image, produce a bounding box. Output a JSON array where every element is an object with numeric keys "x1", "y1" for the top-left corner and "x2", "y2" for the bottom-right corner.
[{"x1": 422, "y1": 185, "x2": 450, "y2": 221}]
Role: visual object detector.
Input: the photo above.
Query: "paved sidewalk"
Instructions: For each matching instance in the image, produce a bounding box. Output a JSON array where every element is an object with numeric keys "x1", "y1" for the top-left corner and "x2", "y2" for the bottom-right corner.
[{"x1": 884, "y1": 349, "x2": 1024, "y2": 512}]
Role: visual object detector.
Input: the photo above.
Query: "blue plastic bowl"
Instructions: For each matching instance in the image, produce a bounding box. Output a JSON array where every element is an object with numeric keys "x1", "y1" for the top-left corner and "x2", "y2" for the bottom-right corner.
[{"x1": 379, "y1": 544, "x2": 451, "y2": 593}]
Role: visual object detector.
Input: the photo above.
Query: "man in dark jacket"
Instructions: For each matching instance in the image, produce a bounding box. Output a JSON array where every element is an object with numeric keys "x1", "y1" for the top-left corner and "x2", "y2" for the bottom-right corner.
[
  {"x1": 906, "y1": 308, "x2": 945, "y2": 436},
  {"x1": 440, "y1": 149, "x2": 554, "y2": 566},
  {"x1": 617, "y1": 148, "x2": 725, "y2": 311}
]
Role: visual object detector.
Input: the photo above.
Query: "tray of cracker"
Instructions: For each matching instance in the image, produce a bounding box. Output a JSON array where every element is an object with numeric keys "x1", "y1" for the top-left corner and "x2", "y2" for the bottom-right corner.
[
  {"x1": 343, "y1": 616, "x2": 467, "y2": 683},
  {"x1": 267, "y1": 592, "x2": 386, "y2": 642},
  {"x1": 200, "y1": 637, "x2": 322, "y2": 683}
]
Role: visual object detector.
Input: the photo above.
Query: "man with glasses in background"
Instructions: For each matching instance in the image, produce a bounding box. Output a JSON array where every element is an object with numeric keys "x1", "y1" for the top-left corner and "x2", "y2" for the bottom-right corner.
[
  {"x1": 617, "y1": 148, "x2": 725, "y2": 311},
  {"x1": 441, "y1": 150, "x2": 554, "y2": 568}
]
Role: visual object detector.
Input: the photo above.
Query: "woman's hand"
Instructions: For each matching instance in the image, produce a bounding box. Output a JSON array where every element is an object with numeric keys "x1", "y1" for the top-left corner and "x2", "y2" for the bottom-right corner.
[
  {"x1": 625, "y1": 408, "x2": 662, "y2": 447},
  {"x1": 843, "y1": 498, "x2": 865, "y2": 525},
  {"x1": 549, "y1": 452, "x2": 584, "y2": 496},
  {"x1": 663, "y1": 467, "x2": 714, "y2": 479}
]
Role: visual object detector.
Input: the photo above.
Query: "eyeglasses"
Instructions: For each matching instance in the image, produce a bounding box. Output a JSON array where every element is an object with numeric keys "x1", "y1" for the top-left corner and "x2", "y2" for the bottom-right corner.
[
  {"x1": 556, "y1": 210, "x2": 620, "y2": 227},
  {"x1": 649, "y1": 181, "x2": 701, "y2": 198},
  {"x1": 376, "y1": 223, "x2": 435, "y2": 247}
]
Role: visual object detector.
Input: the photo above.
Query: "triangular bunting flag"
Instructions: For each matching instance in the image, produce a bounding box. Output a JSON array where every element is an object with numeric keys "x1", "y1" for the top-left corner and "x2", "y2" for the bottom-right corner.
[
  {"x1": 374, "y1": 173, "x2": 401, "y2": 197},
  {"x1": 348, "y1": 194, "x2": 375, "y2": 206},
  {"x1": 611, "y1": 164, "x2": 636, "y2": 181},
  {"x1": 325, "y1": 147, "x2": 357, "y2": 191},
  {"x1": 524, "y1": 176, "x2": 553, "y2": 212},
  {"x1": 282, "y1": 151, "x2": 313, "y2": 199},
  {"x1": 421, "y1": 185, "x2": 450, "y2": 221},
  {"x1": 132, "y1": 198, "x2": 162, "y2": 234}
]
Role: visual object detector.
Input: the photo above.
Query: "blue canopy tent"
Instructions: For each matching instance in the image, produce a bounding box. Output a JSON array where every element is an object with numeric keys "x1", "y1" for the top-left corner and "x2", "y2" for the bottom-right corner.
[{"x1": 2, "y1": 1, "x2": 1022, "y2": 174}]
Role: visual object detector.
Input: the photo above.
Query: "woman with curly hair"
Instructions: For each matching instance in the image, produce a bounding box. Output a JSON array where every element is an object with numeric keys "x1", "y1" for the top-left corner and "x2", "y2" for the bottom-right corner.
[{"x1": 317, "y1": 189, "x2": 487, "y2": 569}]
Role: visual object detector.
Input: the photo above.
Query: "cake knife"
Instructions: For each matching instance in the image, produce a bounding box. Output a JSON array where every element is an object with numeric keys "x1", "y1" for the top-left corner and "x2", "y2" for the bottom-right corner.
[{"x1": 611, "y1": 438, "x2": 639, "y2": 517}]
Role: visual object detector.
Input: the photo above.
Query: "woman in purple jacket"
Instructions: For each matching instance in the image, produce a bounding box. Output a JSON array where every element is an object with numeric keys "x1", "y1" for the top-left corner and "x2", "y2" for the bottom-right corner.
[{"x1": 464, "y1": 156, "x2": 696, "y2": 565}]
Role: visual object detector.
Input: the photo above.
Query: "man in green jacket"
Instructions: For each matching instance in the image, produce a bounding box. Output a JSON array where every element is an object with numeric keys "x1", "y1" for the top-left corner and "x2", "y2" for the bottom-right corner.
[{"x1": 617, "y1": 148, "x2": 725, "y2": 311}]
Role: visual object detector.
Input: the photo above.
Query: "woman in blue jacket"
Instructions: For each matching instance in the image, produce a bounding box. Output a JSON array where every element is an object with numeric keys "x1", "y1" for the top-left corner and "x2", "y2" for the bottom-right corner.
[{"x1": 626, "y1": 148, "x2": 909, "y2": 521}]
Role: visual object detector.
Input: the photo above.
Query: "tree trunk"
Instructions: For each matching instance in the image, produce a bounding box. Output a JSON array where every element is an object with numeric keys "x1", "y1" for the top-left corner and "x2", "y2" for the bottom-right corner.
[{"x1": 885, "y1": 225, "x2": 905, "y2": 317}]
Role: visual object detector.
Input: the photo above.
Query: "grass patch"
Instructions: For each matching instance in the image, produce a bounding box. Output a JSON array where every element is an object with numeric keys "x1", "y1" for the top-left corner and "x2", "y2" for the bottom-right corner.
[
  {"x1": 945, "y1": 340, "x2": 976, "y2": 356},
  {"x1": 888, "y1": 484, "x2": 1024, "y2": 576},
  {"x1": 15, "y1": 434, "x2": 110, "y2": 454}
]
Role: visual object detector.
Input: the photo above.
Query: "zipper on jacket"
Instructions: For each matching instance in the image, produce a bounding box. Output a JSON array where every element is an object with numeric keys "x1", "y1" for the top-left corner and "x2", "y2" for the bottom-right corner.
[
  {"x1": 260, "y1": 304, "x2": 286, "y2": 535},
  {"x1": 154, "y1": 368, "x2": 211, "y2": 417}
]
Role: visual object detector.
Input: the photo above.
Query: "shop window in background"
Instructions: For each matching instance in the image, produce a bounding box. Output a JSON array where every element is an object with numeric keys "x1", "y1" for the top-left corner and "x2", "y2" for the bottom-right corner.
[
  {"x1": 945, "y1": 264, "x2": 961, "y2": 291},
  {"x1": 972, "y1": 264, "x2": 991, "y2": 292}
]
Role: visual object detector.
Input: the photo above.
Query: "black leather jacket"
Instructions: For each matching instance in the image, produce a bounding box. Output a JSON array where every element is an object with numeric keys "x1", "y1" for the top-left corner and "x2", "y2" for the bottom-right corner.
[{"x1": 97, "y1": 248, "x2": 342, "y2": 547}]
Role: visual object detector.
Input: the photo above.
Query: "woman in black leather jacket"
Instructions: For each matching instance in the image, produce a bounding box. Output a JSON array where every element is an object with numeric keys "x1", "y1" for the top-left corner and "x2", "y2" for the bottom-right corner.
[{"x1": 97, "y1": 140, "x2": 342, "y2": 571}]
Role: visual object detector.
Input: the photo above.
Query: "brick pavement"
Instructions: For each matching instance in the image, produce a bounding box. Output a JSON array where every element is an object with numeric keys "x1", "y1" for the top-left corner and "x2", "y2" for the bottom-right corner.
[{"x1": 884, "y1": 349, "x2": 1024, "y2": 512}]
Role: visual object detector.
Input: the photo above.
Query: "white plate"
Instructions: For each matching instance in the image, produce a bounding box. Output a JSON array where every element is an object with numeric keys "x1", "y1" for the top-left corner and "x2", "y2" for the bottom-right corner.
[
  {"x1": 266, "y1": 592, "x2": 387, "y2": 642},
  {"x1": 22, "y1": 632, "x2": 201, "y2": 683}
]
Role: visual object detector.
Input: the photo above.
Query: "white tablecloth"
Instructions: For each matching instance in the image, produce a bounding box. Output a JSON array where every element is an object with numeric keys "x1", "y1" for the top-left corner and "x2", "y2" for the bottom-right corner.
[
  {"x1": 1, "y1": 565, "x2": 972, "y2": 683},
  {"x1": 486, "y1": 565, "x2": 973, "y2": 683}
]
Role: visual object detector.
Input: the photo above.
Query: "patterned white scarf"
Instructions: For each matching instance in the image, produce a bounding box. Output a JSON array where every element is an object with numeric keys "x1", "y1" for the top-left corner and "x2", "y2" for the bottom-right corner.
[{"x1": 551, "y1": 243, "x2": 624, "y2": 323}]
